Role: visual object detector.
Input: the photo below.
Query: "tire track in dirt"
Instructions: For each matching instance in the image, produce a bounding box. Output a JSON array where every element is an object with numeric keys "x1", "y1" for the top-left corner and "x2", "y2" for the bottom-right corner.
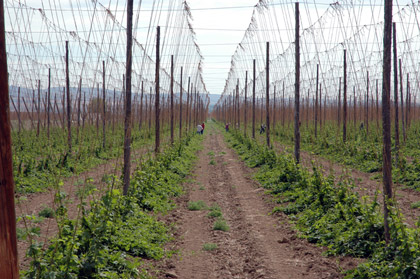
[{"x1": 162, "y1": 126, "x2": 357, "y2": 278}]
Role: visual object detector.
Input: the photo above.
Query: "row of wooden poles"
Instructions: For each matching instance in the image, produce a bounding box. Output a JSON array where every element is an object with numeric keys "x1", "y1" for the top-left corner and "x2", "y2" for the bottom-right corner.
[
  {"x1": 10, "y1": 69, "x2": 208, "y2": 144},
  {"x1": 0, "y1": 0, "x2": 207, "y2": 274},
  {"x1": 212, "y1": 1, "x2": 395, "y2": 244},
  {"x1": 213, "y1": 69, "x2": 416, "y2": 140}
]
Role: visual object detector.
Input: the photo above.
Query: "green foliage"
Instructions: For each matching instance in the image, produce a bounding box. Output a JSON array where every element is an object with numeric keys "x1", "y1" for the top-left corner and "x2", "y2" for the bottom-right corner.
[
  {"x1": 16, "y1": 226, "x2": 41, "y2": 241},
  {"x1": 23, "y1": 133, "x2": 202, "y2": 278},
  {"x1": 224, "y1": 126, "x2": 420, "y2": 278},
  {"x1": 207, "y1": 204, "x2": 222, "y2": 218},
  {"x1": 129, "y1": 135, "x2": 200, "y2": 212},
  {"x1": 346, "y1": 209, "x2": 420, "y2": 278},
  {"x1": 213, "y1": 218, "x2": 229, "y2": 232},
  {"x1": 13, "y1": 124, "x2": 154, "y2": 194},
  {"x1": 187, "y1": 200, "x2": 207, "y2": 211},
  {"x1": 271, "y1": 123, "x2": 382, "y2": 173},
  {"x1": 269, "y1": 121, "x2": 420, "y2": 191},
  {"x1": 209, "y1": 159, "x2": 216, "y2": 165},
  {"x1": 202, "y1": 243, "x2": 218, "y2": 251},
  {"x1": 38, "y1": 206, "x2": 55, "y2": 218},
  {"x1": 410, "y1": 201, "x2": 420, "y2": 209}
]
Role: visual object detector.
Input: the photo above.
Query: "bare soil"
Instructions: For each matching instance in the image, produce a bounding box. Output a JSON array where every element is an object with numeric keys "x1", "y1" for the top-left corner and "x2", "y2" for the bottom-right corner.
[{"x1": 158, "y1": 126, "x2": 358, "y2": 279}]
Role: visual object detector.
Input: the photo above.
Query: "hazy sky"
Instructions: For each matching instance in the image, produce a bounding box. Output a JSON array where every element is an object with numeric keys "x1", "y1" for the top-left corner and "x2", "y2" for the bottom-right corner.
[
  {"x1": 186, "y1": 0, "x2": 257, "y2": 95},
  {"x1": 6, "y1": 0, "x2": 413, "y2": 97}
]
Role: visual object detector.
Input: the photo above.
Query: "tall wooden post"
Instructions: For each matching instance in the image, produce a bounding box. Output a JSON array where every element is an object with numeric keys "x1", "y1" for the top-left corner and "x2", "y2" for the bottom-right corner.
[
  {"x1": 96, "y1": 85, "x2": 100, "y2": 137},
  {"x1": 319, "y1": 84, "x2": 322, "y2": 129},
  {"x1": 353, "y1": 87, "x2": 356, "y2": 126},
  {"x1": 62, "y1": 88, "x2": 65, "y2": 129},
  {"x1": 393, "y1": 22, "x2": 399, "y2": 167},
  {"x1": 37, "y1": 80, "x2": 40, "y2": 136},
  {"x1": 236, "y1": 79, "x2": 240, "y2": 130},
  {"x1": 366, "y1": 71, "x2": 369, "y2": 136},
  {"x1": 155, "y1": 26, "x2": 161, "y2": 154},
  {"x1": 195, "y1": 88, "x2": 198, "y2": 124},
  {"x1": 186, "y1": 77, "x2": 190, "y2": 132},
  {"x1": 376, "y1": 79, "x2": 379, "y2": 129},
  {"x1": 338, "y1": 77, "x2": 341, "y2": 128},
  {"x1": 76, "y1": 78, "x2": 82, "y2": 141},
  {"x1": 294, "y1": 2, "x2": 300, "y2": 163},
  {"x1": 83, "y1": 92, "x2": 86, "y2": 129},
  {"x1": 102, "y1": 61, "x2": 106, "y2": 149},
  {"x1": 0, "y1": 0, "x2": 19, "y2": 273},
  {"x1": 47, "y1": 69, "x2": 51, "y2": 139},
  {"x1": 66, "y1": 41, "x2": 72, "y2": 154},
  {"x1": 148, "y1": 87, "x2": 152, "y2": 131},
  {"x1": 233, "y1": 89, "x2": 236, "y2": 129},
  {"x1": 382, "y1": 0, "x2": 393, "y2": 244},
  {"x1": 123, "y1": 0, "x2": 133, "y2": 195},
  {"x1": 273, "y1": 85, "x2": 276, "y2": 132},
  {"x1": 112, "y1": 89, "x2": 116, "y2": 132},
  {"x1": 406, "y1": 73, "x2": 410, "y2": 135},
  {"x1": 244, "y1": 71, "x2": 248, "y2": 137},
  {"x1": 282, "y1": 82, "x2": 285, "y2": 127},
  {"x1": 306, "y1": 89, "x2": 310, "y2": 127},
  {"x1": 252, "y1": 59, "x2": 256, "y2": 139},
  {"x1": 139, "y1": 82, "x2": 144, "y2": 131},
  {"x1": 17, "y1": 87, "x2": 21, "y2": 133},
  {"x1": 179, "y1": 67, "x2": 183, "y2": 138},
  {"x1": 323, "y1": 91, "x2": 326, "y2": 126},
  {"x1": 399, "y1": 59, "x2": 405, "y2": 142},
  {"x1": 315, "y1": 64, "x2": 319, "y2": 138},
  {"x1": 343, "y1": 49, "x2": 347, "y2": 143},
  {"x1": 170, "y1": 55, "x2": 174, "y2": 144},
  {"x1": 266, "y1": 42, "x2": 270, "y2": 147},
  {"x1": 189, "y1": 79, "x2": 192, "y2": 131}
]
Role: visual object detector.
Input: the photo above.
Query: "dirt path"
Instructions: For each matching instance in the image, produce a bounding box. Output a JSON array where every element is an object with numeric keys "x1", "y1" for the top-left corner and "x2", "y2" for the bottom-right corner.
[
  {"x1": 16, "y1": 145, "x2": 155, "y2": 269},
  {"x1": 271, "y1": 141, "x2": 420, "y2": 227},
  {"x1": 160, "y1": 125, "x2": 357, "y2": 279}
]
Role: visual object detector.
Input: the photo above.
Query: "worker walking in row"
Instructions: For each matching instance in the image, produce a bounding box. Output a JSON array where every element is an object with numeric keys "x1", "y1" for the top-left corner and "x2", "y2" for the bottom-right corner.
[{"x1": 197, "y1": 124, "x2": 203, "y2": 134}]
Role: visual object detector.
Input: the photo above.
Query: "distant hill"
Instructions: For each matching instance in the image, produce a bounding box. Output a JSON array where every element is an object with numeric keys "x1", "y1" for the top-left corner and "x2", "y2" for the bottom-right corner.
[
  {"x1": 208, "y1": 94, "x2": 221, "y2": 112},
  {"x1": 8, "y1": 85, "x2": 222, "y2": 112}
]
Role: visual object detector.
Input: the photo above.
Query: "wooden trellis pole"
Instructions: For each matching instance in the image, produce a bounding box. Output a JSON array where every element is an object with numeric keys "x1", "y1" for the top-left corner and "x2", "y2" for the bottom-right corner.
[
  {"x1": 382, "y1": 0, "x2": 393, "y2": 244},
  {"x1": 47, "y1": 69, "x2": 51, "y2": 139},
  {"x1": 366, "y1": 71, "x2": 370, "y2": 136},
  {"x1": 343, "y1": 49, "x2": 347, "y2": 143},
  {"x1": 102, "y1": 61, "x2": 106, "y2": 149},
  {"x1": 155, "y1": 26, "x2": 161, "y2": 154},
  {"x1": 393, "y1": 22, "x2": 399, "y2": 167},
  {"x1": 244, "y1": 71, "x2": 248, "y2": 137},
  {"x1": 37, "y1": 80, "x2": 40, "y2": 136},
  {"x1": 266, "y1": 42, "x2": 270, "y2": 147},
  {"x1": 294, "y1": 2, "x2": 300, "y2": 163},
  {"x1": 170, "y1": 55, "x2": 174, "y2": 144},
  {"x1": 0, "y1": 0, "x2": 19, "y2": 273},
  {"x1": 399, "y1": 59, "x2": 406, "y2": 142},
  {"x1": 315, "y1": 64, "x2": 319, "y2": 138},
  {"x1": 66, "y1": 41, "x2": 72, "y2": 154},
  {"x1": 123, "y1": 0, "x2": 133, "y2": 195},
  {"x1": 179, "y1": 67, "x2": 183, "y2": 139},
  {"x1": 252, "y1": 59, "x2": 256, "y2": 139}
]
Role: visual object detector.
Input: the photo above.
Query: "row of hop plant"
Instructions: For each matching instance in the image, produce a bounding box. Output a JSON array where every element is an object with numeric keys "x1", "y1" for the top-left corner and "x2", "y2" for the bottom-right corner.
[
  {"x1": 272, "y1": 121, "x2": 420, "y2": 190},
  {"x1": 225, "y1": 126, "x2": 420, "y2": 278},
  {"x1": 12, "y1": 124, "x2": 157, "y2": 194},
  {"x1": 23, "y1": 133, "x2": 202, "y2": 278}
]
